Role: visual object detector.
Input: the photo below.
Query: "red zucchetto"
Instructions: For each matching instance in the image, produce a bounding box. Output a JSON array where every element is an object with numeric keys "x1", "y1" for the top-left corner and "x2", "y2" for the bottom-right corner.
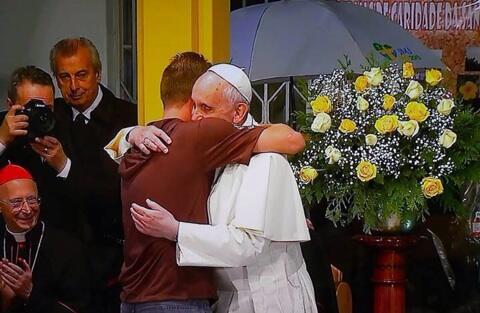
[{"x1": 0, "y1": 164, "x2": 33, "y2": 185}]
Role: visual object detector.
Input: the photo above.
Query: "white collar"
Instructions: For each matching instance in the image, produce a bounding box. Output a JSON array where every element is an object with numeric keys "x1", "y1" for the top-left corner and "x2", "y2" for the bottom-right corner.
[
  {"x1": 5, "y1": 226, "x2": 28, "y2": 243},
  {"x1": 242, "y1": 114, "x2": 258, "y2": 127},
  {"x1": 71, "y1": 86, "x2": 103, "y2": 122}
]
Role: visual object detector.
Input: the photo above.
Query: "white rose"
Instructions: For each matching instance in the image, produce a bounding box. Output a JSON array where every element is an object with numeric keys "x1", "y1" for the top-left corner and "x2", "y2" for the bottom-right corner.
[
  {"x1": 398, "y1": 120, "x2": 420, "y2": 137},
  {"x1": 405, "y1": 80, "x2": 424, "y2": 99},
  {"x1": 437, "y1": 99, "x2": 455, "y2": 116},
  {"x1": 439, "y1": 129, "x2": 457, "y2": 148},
  {"x1": 311, "y1": 112, "x2": 332, "y2": 133},
  {"x1": 356, "y1": 96, "x2": 369, "y2": 111},
  {"x1": 325, "y1": 145, "x2": 341, "y2": 164},
  {"x1": 363, "y1": 67, "x2": 383, "y2": 86},
  {"x1": 365, "y1": 134, "x2": 378, "y2": 146}
]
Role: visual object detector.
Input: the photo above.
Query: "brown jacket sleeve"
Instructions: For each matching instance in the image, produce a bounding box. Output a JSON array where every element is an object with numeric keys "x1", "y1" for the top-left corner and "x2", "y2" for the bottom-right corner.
[{"x1": 195, "y1": 118, "x2": 266, "y2": 172}]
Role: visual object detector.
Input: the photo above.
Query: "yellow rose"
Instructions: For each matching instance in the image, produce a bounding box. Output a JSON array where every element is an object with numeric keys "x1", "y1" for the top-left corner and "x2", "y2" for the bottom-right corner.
[
  {"x1": 325, "y1": 145, "x2": 341, "y2": 164},
  {"x1": 425, "y1": 69, "x2": 443, "y2": 86},
  {"x1": 311, "y1": 112, "x2": 332, "y2": 133},
  {"x1": 339, "y1": 119, "x2": 357, "y2": 133},
  {"x1": 405, "y1": 80, "x2": 424, "y2": 99},
  {"x1": 398, "y1": 120, "x2": 419, "y2": 137},
  {"x1": 405, "y1": 101, "x2": 429, "y2": 122},
  {"x1": 299, "y1": 166, "x2": 318, "y2": 184},
  {"x1": 363, "y1": 67, "x2": 383, "y2": 86},
  {"x1": 459, "y1": 81, "x2": 478, "y2": 101},
  {"x1": 374, "y1": 115, "x2": 399, "y2": 134},
  {"x1": 383, "y1": 94, "x2": 396, "y2": 111},
  {"x1": 439, "y1": 129, "x2": 457, "y2": 148},
  {"x1": 310, "y1": 95, "x2": 332, "y2": 114},
  {"x1": 365, "y1": 134, "x2": 378, "y2": 146},
  {"x1": 421, "y1": 177, "x2": 444, "y2": 198},
  {"x1": 437, "y1": 99, "x2": 455, "y2": 116},
  {"x1": 356, "y1": 160, "x2": 377, "y2": 182},
  {"x1": 403, "y1": 62, "x2": 415, "y2": 78},
  {"x1": 356, "y1": 96, "x2": 369, "y2": 111},
  {"x1": 354, "y1": 75, "x2": 369, "y2": 93}
]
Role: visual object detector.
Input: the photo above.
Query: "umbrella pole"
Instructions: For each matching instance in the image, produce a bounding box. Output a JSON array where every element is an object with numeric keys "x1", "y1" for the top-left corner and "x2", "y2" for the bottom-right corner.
[{"x1": 288, "y1": 76, "x2": 295, "y2": 126}]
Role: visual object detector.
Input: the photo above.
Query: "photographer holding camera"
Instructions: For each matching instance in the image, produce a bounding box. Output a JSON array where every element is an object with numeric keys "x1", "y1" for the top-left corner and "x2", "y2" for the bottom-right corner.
[{"x1": 0, "y1": 66, "x2": 79, "y2": 237}]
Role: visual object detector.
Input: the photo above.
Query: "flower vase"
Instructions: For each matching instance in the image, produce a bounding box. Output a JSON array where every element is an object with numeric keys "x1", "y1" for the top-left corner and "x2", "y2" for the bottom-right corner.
[{"x1": 374, "y1": 213, "x2": 417, "y2": 234}]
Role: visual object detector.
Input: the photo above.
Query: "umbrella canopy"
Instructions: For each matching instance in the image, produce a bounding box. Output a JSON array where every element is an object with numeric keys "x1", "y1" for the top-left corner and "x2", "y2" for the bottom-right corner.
[{"x1": 231, "y1": 0, "x2": 444, "y2": 82}]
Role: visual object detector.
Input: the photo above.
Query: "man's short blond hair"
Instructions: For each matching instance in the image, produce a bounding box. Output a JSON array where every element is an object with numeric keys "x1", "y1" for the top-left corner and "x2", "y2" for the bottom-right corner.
[{"x1": 160, "y1": 52, "x2": 211, "y2": 107}]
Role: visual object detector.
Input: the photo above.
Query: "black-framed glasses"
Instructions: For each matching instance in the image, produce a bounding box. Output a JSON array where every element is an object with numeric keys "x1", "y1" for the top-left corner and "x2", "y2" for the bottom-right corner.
[{"x1": 0, "y1": 196, "x2": 41, "y2": 211}]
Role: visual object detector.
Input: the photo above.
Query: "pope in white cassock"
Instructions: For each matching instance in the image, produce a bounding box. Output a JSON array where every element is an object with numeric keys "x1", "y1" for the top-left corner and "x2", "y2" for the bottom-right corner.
[{"x1": 105, "y1": 64, "x2": 318, "y2": 313}]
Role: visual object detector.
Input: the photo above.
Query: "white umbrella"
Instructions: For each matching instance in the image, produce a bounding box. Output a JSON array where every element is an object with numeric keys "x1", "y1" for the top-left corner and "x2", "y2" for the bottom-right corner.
[{"x1": 231, "y1": 0, "x2": 444, "y2": 82}]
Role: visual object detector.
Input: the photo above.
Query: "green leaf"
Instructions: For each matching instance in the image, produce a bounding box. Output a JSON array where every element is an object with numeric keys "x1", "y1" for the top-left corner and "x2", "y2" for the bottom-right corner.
[{"x1": 374, "y1": 174, "x2": 385, "y2": 185}]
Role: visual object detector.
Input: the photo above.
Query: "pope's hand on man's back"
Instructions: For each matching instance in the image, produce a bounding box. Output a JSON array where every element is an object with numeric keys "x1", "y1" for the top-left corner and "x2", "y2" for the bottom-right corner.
[
  {"x1": 130, "y1": 199, "x2": 179, "y2": 242},
  {"x1": 128, "y1": 125, "x2": 172, "y2": 155}
]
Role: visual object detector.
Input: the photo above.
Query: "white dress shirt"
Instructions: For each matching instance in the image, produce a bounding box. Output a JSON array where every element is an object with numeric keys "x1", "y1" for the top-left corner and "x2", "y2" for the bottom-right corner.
[{"x1": 71, "y1": 86, "x2": 103, "y2": 123}]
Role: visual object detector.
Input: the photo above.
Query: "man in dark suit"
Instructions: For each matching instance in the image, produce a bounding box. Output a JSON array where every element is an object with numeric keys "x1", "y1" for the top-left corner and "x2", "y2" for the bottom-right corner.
[
  {"x1": 50, "y1": 37, "x2": 137, "y2": 313},
  {"x1": 0, "y1": 66, "x2": 78, "y2": 236}
]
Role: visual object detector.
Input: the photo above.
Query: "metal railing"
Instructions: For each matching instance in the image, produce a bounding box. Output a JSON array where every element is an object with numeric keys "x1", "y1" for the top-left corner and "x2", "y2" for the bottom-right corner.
[{"x1": 251, "y1": 80, "x2": 310, "y2": 124}]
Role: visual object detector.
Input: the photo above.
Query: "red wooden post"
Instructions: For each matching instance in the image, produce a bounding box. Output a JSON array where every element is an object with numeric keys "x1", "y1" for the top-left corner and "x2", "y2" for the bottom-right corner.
[{"x1": 355, "y1": 235, "x2": 418, "y2": 313}]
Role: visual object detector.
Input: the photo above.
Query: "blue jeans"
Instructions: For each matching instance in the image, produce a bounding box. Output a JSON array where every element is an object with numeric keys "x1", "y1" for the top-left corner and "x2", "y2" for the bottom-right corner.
[{"x1": 120, "y1": 300, "x2": 212, "y2": 313}]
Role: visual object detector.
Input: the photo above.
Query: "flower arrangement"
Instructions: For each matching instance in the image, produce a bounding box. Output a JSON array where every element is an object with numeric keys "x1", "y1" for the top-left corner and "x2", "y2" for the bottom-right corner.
[{"x1": 292, "y1": 62, "x2": 480, "y2": 233}]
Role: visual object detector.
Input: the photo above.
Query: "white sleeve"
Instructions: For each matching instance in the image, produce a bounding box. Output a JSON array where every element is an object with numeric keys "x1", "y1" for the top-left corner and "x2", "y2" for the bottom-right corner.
[
  {"x1": 56, "y1": 158, "x2": 71, "y2": 178},
  {"x1": 104, "y1": 126, "x2": 135, "y2": 164},
  {"x1": 176, "y1": 222, "x2": 267, "y2": 268}
]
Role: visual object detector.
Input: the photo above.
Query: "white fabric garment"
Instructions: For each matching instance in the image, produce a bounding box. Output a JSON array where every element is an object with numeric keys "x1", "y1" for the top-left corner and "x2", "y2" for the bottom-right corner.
[
  {"x1": 6, "y1": 226, "x2": 28, "y2": 242},
  {"x1": 177, "y1": 153, "x2": 317, "y2": 313},
  {"x1": 104, "y1": 126, "x2": 135, "y2": 162}
]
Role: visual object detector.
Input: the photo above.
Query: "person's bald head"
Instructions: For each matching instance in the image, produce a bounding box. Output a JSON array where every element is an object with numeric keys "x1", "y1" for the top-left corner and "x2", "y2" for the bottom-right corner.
[{"x1": 191, "y1": 65, "x2": 251, "y2": 125}]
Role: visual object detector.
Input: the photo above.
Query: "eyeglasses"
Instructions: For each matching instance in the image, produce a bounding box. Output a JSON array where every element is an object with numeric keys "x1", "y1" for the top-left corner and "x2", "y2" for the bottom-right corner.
[{"x1": 0, "y1": 196, "x2": 41, "y2": 211}]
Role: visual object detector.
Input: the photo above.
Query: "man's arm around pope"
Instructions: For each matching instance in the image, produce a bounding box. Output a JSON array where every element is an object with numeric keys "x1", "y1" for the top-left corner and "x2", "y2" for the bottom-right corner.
[{"x1": 105, "y1": 122, "x2": 305, "y2": 162}]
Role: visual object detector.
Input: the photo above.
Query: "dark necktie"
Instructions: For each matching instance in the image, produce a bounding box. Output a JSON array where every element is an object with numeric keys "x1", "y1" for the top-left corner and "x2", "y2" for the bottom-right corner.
[
  {"x1": 72, "y1": 113, "x2": 88, "y2": 140},
  {"x1": 71, "y1": 114, "x2": 89, "y2": 162},
  {"x1": 73, "y1": 113, "x2": 87, "y2": 129}
]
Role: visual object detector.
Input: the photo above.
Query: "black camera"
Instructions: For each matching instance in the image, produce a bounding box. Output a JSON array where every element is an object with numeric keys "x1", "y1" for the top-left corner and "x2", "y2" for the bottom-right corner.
[{"x1": 15, "y1": 99, "x2": 56, "y2": 140}]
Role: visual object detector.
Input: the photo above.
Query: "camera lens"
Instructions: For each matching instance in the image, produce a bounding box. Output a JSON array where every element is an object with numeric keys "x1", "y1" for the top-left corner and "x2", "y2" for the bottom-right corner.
[
  {"x1": 31, "y1": 108, "x2": 55, "y2": 134},
  {"x1": 18, "y1": 99, "x2": 56, "y2": 139}
]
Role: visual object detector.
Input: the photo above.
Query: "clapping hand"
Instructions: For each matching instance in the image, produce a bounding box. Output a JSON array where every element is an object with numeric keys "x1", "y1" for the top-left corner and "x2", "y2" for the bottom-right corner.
[{"x1": 0, "y1": 258, "x2": 33, "y2": 301}]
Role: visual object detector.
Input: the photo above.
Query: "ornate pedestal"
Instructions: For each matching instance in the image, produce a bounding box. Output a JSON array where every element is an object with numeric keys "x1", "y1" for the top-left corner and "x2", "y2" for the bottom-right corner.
[{"x1": 355, "y1": 235, "x2": 419, "y2": 313}]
